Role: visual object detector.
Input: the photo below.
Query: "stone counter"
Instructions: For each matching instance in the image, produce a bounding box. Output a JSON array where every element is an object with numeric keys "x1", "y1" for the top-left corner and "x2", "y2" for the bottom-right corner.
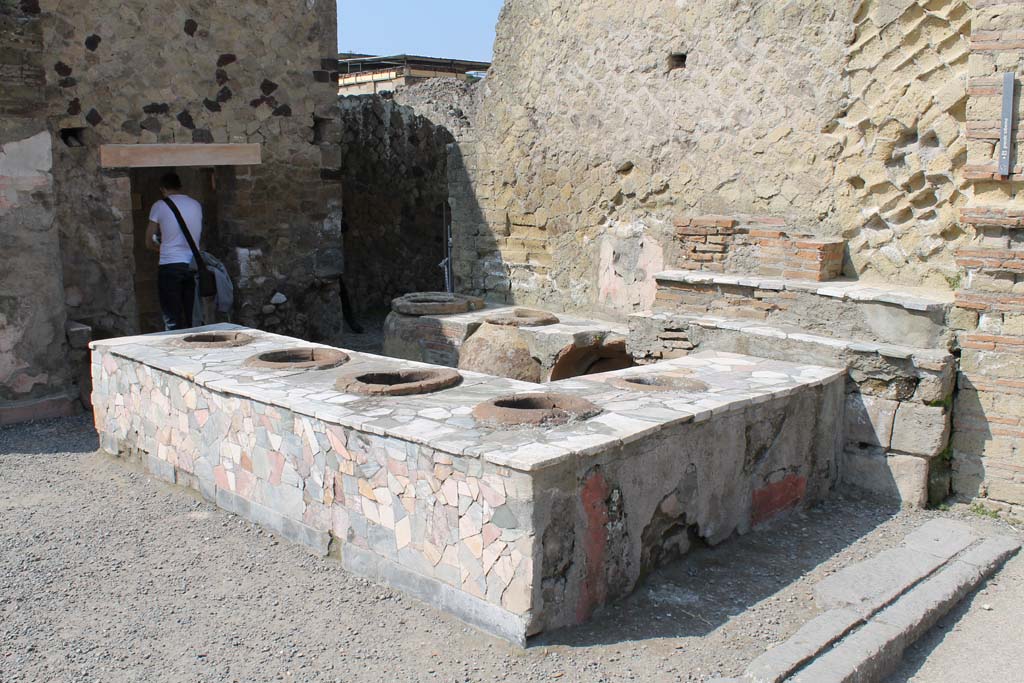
[
  {"x1": 383, "y1": 303, "x2": 631, "y2": 380},
  {"x1": 91, "y1": 324, "x2": 845, "y2": 643}
]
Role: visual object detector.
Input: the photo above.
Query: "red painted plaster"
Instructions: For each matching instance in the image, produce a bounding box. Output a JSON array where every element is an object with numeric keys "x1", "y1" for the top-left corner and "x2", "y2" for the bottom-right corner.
[
  {"x1": 751, "y1": 474, "x2": 807, "y2": 526},
  {"x1": 577, "y1": 469, "x2": 610, "y2": 622}
]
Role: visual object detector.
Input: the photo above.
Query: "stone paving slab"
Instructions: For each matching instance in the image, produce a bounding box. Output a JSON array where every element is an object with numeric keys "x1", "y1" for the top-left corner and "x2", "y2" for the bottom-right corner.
[
  {"x1": 814, "y1": 520, "x2": 976, "y2": 616},
  {"x1": 814, "y1": 547, "x2": 948, "y2": 617},
  {"x1": 788, "y1": 620, "x2": 902, "y2": 683},
  {"x1": 743, "y1": 608, "x2": 864, "y2": 683},
  {"x1": 902, "y1": 518, "x2": 977, "y2": 558},
  {"x1": 791, "y1": 534, "x2": 1019, "y2": 683},
  {"x1": 736, "y1": 520, "x2": 1021, "y2": 683}
]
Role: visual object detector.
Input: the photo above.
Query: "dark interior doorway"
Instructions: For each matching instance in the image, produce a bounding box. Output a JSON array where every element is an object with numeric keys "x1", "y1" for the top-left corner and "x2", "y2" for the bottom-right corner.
[{"x1": 129, "y1": 167, "x2": 220, "y2": 333}]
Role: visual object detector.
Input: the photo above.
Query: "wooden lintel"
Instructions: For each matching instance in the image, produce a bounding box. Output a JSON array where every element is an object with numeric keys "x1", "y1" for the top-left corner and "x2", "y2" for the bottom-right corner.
[{"x1": 99, "y1": 143, "x2": 262, "y2": 169}]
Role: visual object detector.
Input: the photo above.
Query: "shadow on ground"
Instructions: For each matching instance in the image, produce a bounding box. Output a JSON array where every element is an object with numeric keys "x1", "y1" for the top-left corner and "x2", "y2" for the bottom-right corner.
[
  {"x1": 0, "y1": 413, "x2": 97, "y2": 456},
  {"x1": 331, "y1": 310, "x2": 387, "y2": 355},
  {"x1": 0, "y1": 415, "x2": 947, "y2": 682},
  {"x1": 534, "y1": 494, "x2": 901, "y2": 648},
  {"x1": 0, "y1": 412, "x2": 901, "y2": 652}
]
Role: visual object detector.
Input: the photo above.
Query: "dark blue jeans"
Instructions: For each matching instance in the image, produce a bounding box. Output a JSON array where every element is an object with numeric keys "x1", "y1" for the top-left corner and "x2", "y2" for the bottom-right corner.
[{"x1": 158, "y1": 263, "x2": 195, "y2": 331}]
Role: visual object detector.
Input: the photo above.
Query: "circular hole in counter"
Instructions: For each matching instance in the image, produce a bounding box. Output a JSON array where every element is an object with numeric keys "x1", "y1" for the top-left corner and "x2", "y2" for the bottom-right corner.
[
  {"x1": 472, "y1": 392, "x2": 601, "y2": 427},
  {"x1": 336, "y1": 368, "x2": 463, "y2": 396},
  {"x1": 176, "y1": 331, "x2": 254, "y2": 349},
  {"x1": 245, "y1": 347, "x2": 349, "y2": 370},
  {"x1": 484, "y1": 308, "x2": 560, "y2": 328},
  {"x1": 391, "y1": 292, "x2": 486, "y2": 316},
  {"x1": 608, "y1": 374, "x2": 710, "y2": 393}
]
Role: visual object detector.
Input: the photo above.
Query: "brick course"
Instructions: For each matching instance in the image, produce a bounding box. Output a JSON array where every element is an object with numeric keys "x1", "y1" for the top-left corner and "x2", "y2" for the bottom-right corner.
[{"x1": 751, "y1": 229, "x2": 844, "y2": 281}]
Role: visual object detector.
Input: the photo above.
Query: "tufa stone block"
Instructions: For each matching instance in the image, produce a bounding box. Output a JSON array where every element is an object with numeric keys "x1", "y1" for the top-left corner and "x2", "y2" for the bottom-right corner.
[
  {"x1": 890, "y1": 403, "x2": 950, "y2": 457},
  {"x1": 842, "y1": 447, "x2": 929, "y2": 508}
]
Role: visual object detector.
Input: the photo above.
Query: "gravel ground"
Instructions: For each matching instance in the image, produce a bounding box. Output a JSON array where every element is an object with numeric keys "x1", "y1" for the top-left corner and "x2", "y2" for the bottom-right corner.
[
  {"x1": 1, "y1": 416, "x2": 1020, "y2": 683},
  {"x1": 331, "y1": 313, "x2": 386, "y2": 355}
]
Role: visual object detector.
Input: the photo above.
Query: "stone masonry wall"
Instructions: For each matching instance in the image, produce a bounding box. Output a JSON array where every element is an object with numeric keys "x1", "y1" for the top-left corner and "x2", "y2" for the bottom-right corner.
[
  {"x1": 0, "y1": 1, "x2": 73, "y2": 414},
  {"x1": 530, "y1": 379, "x2": 843, "y2": 633},
  {"x1": 337, "y1": 95, "x2": 452, "y2": 315},
  {"x1": 392, "y1": 78, "x2": 480, "y2": 141},
  {"x1": 834, "y1": 0, "x2": 971, "y2": 289},
  {"x1": 451, "y1": 0, "x2": 977, "y2": 314},
  {"x1": 39, "y1": 0, "x2": 343, "y2": 340}
]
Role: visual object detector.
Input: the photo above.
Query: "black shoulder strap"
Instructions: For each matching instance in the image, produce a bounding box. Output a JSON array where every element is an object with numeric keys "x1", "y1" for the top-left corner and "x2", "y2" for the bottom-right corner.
[{"x1": 162, "y1": 197, "x2": 207, "y2": 272}]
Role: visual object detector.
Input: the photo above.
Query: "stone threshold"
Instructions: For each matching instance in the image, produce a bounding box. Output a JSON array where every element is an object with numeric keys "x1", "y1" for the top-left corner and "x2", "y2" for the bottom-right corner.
[
  {"x1": 0, "y1": 389, "x2": 82, "y2": 426},
  {"x1": 656, "y1": 270, "x2": 954, "y2": 313},
  {"x1": 714, "y1": 519, "x2": 1021, "y2": 683}
]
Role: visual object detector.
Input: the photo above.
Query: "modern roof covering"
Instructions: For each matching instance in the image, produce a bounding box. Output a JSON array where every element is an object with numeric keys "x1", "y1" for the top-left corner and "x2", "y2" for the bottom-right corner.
[{"x1": 335, "y1": 54, "x2": 492, "y2": 75}]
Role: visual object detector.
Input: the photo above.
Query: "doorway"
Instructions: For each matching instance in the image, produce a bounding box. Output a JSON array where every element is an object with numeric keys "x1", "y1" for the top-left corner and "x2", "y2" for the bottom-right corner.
[{"x1": 129, "y1": 167, "x2": 220, "y2": 333}]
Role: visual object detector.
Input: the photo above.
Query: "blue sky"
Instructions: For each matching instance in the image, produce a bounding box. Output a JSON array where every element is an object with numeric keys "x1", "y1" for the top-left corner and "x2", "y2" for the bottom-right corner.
[{"x1": 338, "y1": 1, "x2": 504, "y2": 62}]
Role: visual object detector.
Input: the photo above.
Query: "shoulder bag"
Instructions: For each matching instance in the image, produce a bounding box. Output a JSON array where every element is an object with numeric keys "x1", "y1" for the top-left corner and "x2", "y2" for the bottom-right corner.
[{"x1": 162, "y1": 197, "x2": 217, "y2": 298}]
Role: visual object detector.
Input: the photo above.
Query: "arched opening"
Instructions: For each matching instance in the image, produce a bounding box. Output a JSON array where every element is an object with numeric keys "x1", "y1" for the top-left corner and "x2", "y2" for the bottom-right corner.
[{"x1": 548, "y1": 338, "x2": 636, "y2": 381}]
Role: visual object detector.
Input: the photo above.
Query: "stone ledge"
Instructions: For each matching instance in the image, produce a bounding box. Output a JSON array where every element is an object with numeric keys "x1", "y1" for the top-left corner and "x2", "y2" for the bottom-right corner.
[
  {"x1": 655, "y1": 271, "x2": 953, "y2": 312},
  {"x1": 661, "y1": 313, "x2": 952, "y2": 366}
]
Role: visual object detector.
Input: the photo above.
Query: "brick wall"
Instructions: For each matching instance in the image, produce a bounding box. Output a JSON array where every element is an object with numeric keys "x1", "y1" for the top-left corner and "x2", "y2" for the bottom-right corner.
[
  {"x1": 752, "y1": 230, "x2": 845, "y2": 281},
  {"x1": 949, "y1": 0, "x2": 1024, "y2": 513},
  {"x1": 673, "y1": 216, "x2": 742, "y2": 273},
  {"x1": 671, "y1": 215, "x2": 845, "y2": 282}
]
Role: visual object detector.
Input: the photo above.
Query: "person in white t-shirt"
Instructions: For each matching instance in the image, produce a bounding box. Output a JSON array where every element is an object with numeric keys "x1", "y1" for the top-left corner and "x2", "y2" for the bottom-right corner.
[{"x1": 145, "y1": 172, "x2": 204, "y2": 330}]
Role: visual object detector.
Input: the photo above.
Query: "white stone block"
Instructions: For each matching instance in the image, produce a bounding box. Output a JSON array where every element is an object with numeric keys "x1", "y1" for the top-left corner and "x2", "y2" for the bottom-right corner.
[{"x1": 845, "y1": 394, "x2": 898, "y2": 449}]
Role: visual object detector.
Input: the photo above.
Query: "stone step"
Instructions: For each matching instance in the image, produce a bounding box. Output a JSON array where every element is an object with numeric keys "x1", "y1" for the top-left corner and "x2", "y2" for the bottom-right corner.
[
  {"x1": 714, "y1": 519, "x2": 1021, "y2": 683},
  {"x1": 653, "y1": 270, "x2": 953, "y2": 349},
  {"x1": 628, "y1": 311, "x2": 956, "y2": 508},
  {"x1": 630, "y1": 311, "x2": 952, "y2": 367}
]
